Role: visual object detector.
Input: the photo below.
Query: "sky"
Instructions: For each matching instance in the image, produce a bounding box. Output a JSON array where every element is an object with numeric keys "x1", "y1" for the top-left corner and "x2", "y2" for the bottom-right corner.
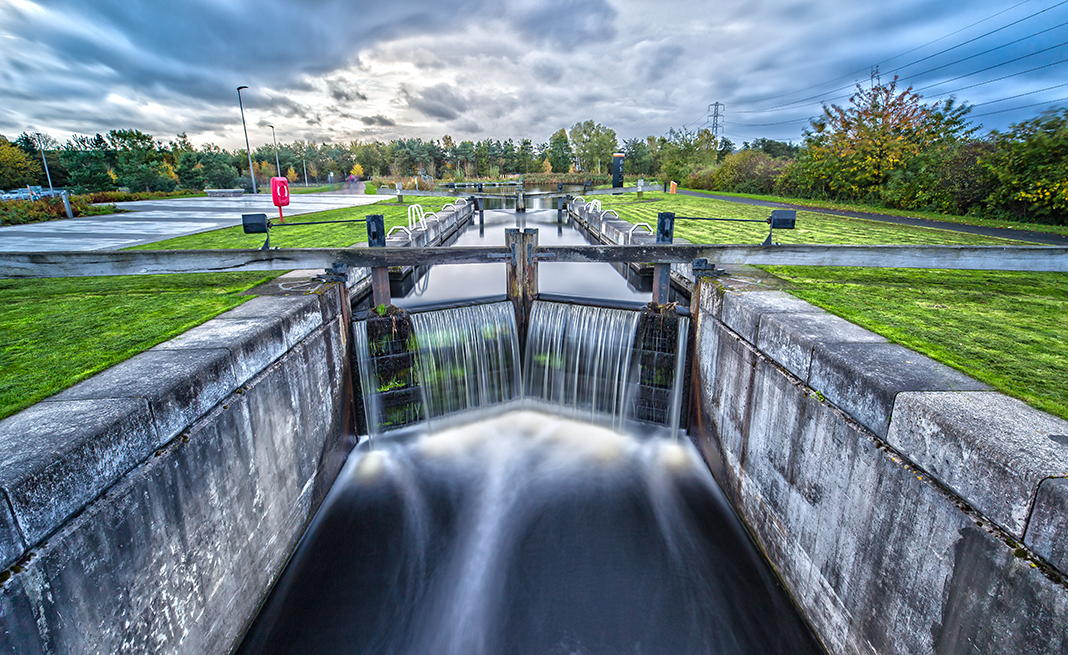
[{"x1": 1, "y1": 0, "x2": 1066, "y2": 150}]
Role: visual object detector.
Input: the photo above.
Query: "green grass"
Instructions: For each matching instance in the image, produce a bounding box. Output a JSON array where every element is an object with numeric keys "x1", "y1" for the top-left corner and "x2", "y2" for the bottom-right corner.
[
  {"x1": 125, "y1": 198, "x2": 454, "y2": 250},
  {"x1": 601, "y1": 191, "x2": 1066, "y2": 419},
  {"x1": 0, "y1": 272, "x2": 280, "y2": 419},
  {"x1": 597, "y1": 192, "x2": 1022, "y2": 246},
  {"x1": 291, "y1": 185, "x2": 336, "y2": 194},
  {"x1": 765, "y1": 267, "x2": 1068, "y2": 421},
  {"x1": 680, "y1": 189, "x2": 1068, "y2": 237}
]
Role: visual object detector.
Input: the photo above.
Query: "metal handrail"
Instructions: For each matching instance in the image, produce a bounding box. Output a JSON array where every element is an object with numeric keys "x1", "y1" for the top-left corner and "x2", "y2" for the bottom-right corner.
[{"x1": 627, "y1": 223, "x2": 653, "y2": 244}]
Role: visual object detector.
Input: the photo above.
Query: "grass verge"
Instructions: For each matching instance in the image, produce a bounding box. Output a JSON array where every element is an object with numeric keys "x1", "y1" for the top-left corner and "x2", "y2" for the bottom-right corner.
[
  {"x1": 0, "y1": 272, "x2": 280, "y2": 420},
  {"x1": 596, "y1": 192, "x2": 1022, "y2": 246},
  {"x1": 682, "y1": 189, "x2": 1068, "y2": 238},
  {"x1": 765, "y1": 266, "x2": 1068, "y2": 421},
  {"x1": 125, "y1": 198, "x2": 452, "y2": 250}
]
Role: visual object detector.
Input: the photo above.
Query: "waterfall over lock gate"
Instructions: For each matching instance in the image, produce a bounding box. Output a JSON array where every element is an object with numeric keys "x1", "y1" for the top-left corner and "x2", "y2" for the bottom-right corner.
[{"x1": 354, "y1": 300, "x2": 690, "y2": 439}]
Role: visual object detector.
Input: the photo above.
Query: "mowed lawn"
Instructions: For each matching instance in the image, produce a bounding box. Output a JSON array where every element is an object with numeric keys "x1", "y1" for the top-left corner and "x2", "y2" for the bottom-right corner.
[
  {"x1": 599, "y1": 191, "x2": 1068, "y2": 420},
  {"x1": 1, "y1": 196, "x2": 463, "y2": 419},
  {"x1": 0, "y1": 272, "x2": 279, "y2": 419}
]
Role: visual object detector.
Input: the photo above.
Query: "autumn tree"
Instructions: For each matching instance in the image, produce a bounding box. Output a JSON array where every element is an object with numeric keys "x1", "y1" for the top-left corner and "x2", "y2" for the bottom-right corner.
[
  {"x1": 0, "y1": 135, "x2": 42, "y2": 188},
  {"x1": 798, "y1": 76, "x2": 974, "y2": 202},
  {"x1": 983, "y1": 108, "x2": 1068, "y2": 223}
]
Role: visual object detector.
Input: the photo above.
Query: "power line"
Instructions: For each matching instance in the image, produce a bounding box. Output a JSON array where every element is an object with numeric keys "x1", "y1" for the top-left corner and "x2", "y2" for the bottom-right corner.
[
  {"x1": 735, "y1": 0, "x2": 1068, "y2": 114},
  {"x1": 972, "y1": 95, "x2": 1068, "y2": 116},
  {"x1": 915, "y1": 42, "x2": 1068, "y2": 93},
  {"x1": 738, "y1": 0, "x2": 1039, "y2": 107},
  {"x1": 970, "y1": 81, "x2": 1068, "y2": 106},
  {"x1": 926, "y1": 55, "x2": 1068, "y2": 96},
  {"x1": 886, "y1": 0, "x2": 1068, "y2": 75},
  {"x1": 892, "y1": 20, "x2": 1068, "y2": 81}
]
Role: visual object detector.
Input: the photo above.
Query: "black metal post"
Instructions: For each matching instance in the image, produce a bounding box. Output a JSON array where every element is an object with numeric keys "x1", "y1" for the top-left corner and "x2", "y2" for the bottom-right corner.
[
  {"x1": 612, "y1": 153, "x2": 624, "y2": 188},
  {"x1": 366, "y1": 214, "x2": 390, "y2": 306},
  {"x1": 652, "y1": 212, "x2": 674, "y2": 304}
]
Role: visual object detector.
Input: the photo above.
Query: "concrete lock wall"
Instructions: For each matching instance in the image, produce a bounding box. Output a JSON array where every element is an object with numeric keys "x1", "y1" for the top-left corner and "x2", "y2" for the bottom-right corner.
[
  {"x1": 0, "y1": 280, "x2": 356, "y2": 654},
  {"x1": 690, "y1": 276, "x2": 1068, "y2": 655}
]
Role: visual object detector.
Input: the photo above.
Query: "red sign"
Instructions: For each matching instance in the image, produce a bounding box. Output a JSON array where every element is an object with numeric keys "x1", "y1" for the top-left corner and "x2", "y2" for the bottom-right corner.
[{"x1": 271, "y1": 177, "x2": 290, "y2": 207}]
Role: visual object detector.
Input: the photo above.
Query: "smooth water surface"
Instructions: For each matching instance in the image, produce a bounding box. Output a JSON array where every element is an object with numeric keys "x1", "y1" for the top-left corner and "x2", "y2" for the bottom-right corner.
[{"x1": 395, "y1": 208, "x2": 651, "y2": 310}]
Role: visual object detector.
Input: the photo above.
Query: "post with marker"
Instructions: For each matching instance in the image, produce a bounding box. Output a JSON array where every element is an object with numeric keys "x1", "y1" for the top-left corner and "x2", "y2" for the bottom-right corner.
[{"x1": 271, "y1": 177, "x2": 290, "y2": 224}]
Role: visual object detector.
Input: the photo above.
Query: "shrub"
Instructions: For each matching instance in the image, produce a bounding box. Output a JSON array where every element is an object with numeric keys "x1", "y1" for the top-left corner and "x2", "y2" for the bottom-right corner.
[
  {"x1": 0, "y1": 197, "x2": 118, "y2": 226},
  {"x1": 982, "y1": 109, "x2": 1068, "y2": 224}
]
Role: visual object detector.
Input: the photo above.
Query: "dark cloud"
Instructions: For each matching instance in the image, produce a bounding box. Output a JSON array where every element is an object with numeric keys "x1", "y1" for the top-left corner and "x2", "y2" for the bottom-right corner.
[
  {"x1": 404, "y1": 84, "x2": 469, "y2": 121},
  {"x1": 327, "y1": 79, "x2": 368, "y2": 102},
  {"x1": 361, "y1": 115, "x2": 396, "y2": 126},
  {"x1": 1, "y1": 0, "x2": 1063, "y2": 147}
]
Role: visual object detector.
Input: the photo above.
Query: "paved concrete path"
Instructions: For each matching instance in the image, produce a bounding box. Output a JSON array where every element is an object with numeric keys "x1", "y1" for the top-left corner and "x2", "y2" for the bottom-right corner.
[
  {"x1": 679, "y1": 189, "x2": 1068, "y2": 246},
  {"x1": 0, "y1": 193, "x2": 391, "y2": 252}
]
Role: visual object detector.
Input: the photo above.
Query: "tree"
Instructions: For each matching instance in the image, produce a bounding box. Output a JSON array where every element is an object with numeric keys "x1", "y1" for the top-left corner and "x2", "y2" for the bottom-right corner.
[
  {"x1": 349, "y1": 163, "x2": 364, "y2": 179},
  {"x1": 547, "y1": 129, "x2": 572, "y2": 173},
  {"x1": 0, "y1": 135, "x2": 42, "y2": 188},
  {"x1": 799, "y1": 76, "x2": 975, "y2": 201},
  {"x1": 516, "y1": 139, "x2": 536, "y2": 174},
  {"x1": 287, "y1": 166, "x2": 299, "y2": 183},
  {"x1": 982, "y1": 108, "x2": 1068, "y2": 223},
  {"x1": 569, "y1": 120, "x2": 617, "y2": 174},
  {"x1": 746, "y1": 138, "x2": 800, "y2": 159},
  {"x1": 622, "y1": 137, "x2": 655, "y2": 175}
]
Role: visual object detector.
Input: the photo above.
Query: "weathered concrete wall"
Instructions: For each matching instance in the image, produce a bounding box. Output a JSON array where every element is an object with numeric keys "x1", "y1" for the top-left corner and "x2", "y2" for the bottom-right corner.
[
  {"x1": 0, "y1": 279, "x2": 356, "y2": 654},
  {"x1": 691, "y1": 274, "x2": 1068, "y2": 655}
]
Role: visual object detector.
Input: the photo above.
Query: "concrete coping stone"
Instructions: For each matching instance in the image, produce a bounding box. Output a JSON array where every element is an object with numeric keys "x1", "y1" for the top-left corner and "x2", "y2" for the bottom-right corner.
[
  {"x1": 888, "y1": 391, "x2": 1068, "y2": 540},
  {"x1": 0, "y1": 398, "x2": 157, "y2": 562},
  {"x1": 720, "y1": 290, "x2": 825, "y2": 344},
  {"x1": 0, "y1": 289, "x2": 345, "y2": 569},
  {"x1": 153, "y1": 317, "x2": 288, "y2": 388},
  {"x1": 216, "y1": 294, "x2": 323, "y2": 349},
  {"x1": 808, "y1": 342, "x2": 989, "y2": 439},
  {"x1": 51, "y1": 347, "x2": 238, "y2": 445},
  {"x1": 1026, "y1": 477, "x2": 1068, "y2": 572},
  {"x1": 757, "y1": 311, "x2": 887, "y2": 382}
]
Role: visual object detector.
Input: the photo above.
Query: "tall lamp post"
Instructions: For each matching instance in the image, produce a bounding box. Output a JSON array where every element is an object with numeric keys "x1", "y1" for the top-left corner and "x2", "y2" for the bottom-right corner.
[
  {"x1": 267, "y1": 124, "x2": 282, "y2": 179},
  {"x1": 236, "y1": 85, "x2": 257, "y2": 194}
]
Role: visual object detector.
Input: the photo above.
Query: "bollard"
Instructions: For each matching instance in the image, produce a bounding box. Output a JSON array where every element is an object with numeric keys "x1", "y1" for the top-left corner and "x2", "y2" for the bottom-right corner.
[
  {"x1": 61, "y1": 191, "x2": 73, "y2": 219},
  {"x1": 637, "y1": 177, "x2": 644, "y2": 201},
  {"x1": 505, "y1": 228, "x2": 539, "y2": 350},
  {"x1": 366, "y1": 214, "x2": 391, "y2": 307},
  {"x1": 652, "y1": 212, "x2": 674, "y2": 305},
  {"x1": 612, "y1": 152, "x2": 624, "y2": 188},
  {"x1": 395, "y1": 182, "x2": 403, "y2": 204},
  {"x1": 516, "y1": 189, "x2": 526, "y2": 213}
]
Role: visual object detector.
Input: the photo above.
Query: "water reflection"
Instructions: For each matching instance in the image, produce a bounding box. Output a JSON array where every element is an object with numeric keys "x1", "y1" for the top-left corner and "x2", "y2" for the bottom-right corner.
[{"x1": 394, "y1": 208, "x2": 652, "y2": 310}]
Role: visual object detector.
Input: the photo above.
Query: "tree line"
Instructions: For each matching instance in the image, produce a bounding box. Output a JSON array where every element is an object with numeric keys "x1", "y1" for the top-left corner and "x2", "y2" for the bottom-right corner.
[{"x1": 2, "y1": 78, "x2": 1063, "y2": 223}]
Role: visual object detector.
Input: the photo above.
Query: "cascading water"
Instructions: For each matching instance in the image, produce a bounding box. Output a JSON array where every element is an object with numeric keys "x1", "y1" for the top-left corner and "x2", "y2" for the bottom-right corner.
[
  {"x1": 409, "y1": 301, "x2": 522, "y2": 428},
  {"x1": 523, "y1": 301, "x2": 640, "y2": 431},
  {"x1": 237, "y1": 412, "x2": 823, "y2": 655},
  {"x1": 239, "y1": 302, "x2": 822, "y2": 655}
]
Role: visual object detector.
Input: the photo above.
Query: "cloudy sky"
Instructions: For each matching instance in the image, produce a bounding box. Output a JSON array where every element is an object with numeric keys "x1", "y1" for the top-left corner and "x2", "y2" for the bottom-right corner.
[{"x1": 1, "y1": 0, "x2": 1066, "y2": 150}]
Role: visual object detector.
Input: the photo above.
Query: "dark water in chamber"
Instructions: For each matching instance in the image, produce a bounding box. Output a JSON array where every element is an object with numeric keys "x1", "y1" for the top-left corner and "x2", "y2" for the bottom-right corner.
[
  {"x1": 395, "y1": 208, "x2": 651, "y2": 310},
  {"x1": 237, "y1": 412, "x2": 823, "y2": 655}
]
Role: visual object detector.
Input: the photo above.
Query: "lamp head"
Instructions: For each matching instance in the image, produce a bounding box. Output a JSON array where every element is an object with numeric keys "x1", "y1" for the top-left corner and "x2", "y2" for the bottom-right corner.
[{"x1": 237, "y1": 85, "x2": 248, "y2": 91}]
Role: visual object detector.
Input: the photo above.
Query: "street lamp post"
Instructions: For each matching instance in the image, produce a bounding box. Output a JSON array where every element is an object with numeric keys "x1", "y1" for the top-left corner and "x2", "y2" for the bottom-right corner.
[
  {"x1": 267, "y1": 124, "x2": 281, "y2": 179},
  {"x1": 236, "y1": 85, "x2": 257, "y2": 194},
  {"x1": 303, "y1": 159, "x2": 309, "y2": 187}
]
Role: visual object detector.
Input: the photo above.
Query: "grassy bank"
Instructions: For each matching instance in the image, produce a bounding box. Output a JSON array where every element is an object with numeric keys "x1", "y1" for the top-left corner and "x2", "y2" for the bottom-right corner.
[
  {"x1": 596, "y1": 192, "x2": 1022, "y2": 246},
  {"x1": 682, "y1": 189, "x2": 1068, "y2": 238},
  {"x1": 599, "y1": 190, "x2": 1065, "y2": 419},
  {"x1": 125, "y1": 198, "x2": 446, "y2": 250},
  {"x1": 0, "y1": 272, "x2": 279, "y2": 420},
  {"x1": 767, "y1": 267, "x2": 1068, "y2": 421}
]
